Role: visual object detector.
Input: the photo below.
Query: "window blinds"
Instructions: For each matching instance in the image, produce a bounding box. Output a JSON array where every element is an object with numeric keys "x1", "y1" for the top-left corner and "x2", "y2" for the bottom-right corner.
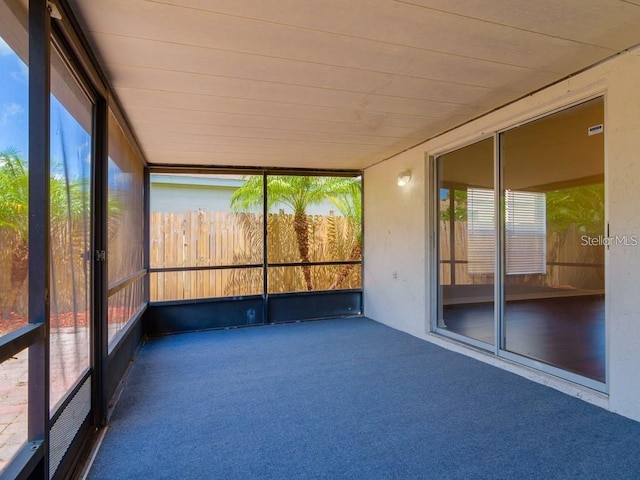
[
  {"x1": 505, "y1": 189, "x2": 546, "y2": 275},
  {"x1": 467, "y1": 188, "x2": 546, "y2": 275},
  {"x1": 467, "y1": 188, "x2": 495, "y2": 274}
]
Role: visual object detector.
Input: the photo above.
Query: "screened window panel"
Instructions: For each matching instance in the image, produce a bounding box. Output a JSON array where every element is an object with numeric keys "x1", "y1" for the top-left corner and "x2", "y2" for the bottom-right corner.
[
  {"x1": 150, "y1": 268, "x2": 263, "y2": 302},
  {"x1": 267, "y1": 264, "x2": 362, "y2": 294},
  {"x1": 0, "y1": 2, "x2": 30, "y2": 473},
  {"x1": 107, "y1": 277, "x2": 144, "y2": 345},
  {"x1": 49, "y1": 45, "x2": 93, "y2": 411},
  {"x1": 107, "y1": 110, "x2": 144, "y2": 286},
  {"x1": 266, "y1": 175, "x2": 362, "y2": 265},
  {"x1": 107, "y1": 111, "x2": 146, "y2": 345},
  {"x1": 0, "y1": 1, "x2": 29, "y2": 337},
  {"x1": 150, "y1": 173, "x2": 264, "y2": 269},
  {"x1": 0, "y1": 349, "x2": 28, "y2": 475}
]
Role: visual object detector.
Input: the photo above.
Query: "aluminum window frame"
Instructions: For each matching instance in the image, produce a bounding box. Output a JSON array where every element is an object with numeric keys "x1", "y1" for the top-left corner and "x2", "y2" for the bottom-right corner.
[
  {"x1": 430, "y1": 95, "x2": 608, "y2": 393},
  {"x1": 147, "y1": 167, "x2": 364, "y2": 323}
]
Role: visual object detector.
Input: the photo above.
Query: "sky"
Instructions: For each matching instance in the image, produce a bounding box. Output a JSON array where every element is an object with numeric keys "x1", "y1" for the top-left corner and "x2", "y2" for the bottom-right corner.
[
  {"x1": 1, "y1": 35, "x2": 91, "y2": 182},
  {"x1": 0, "y1": 36, "x2": 29, "y2": 158}
]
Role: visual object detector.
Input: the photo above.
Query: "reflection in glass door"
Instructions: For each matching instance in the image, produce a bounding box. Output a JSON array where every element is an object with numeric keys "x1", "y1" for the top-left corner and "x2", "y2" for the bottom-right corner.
[
  {"x1": 434, "y1": 97, "x2": 606, "y2": 387},
  {"x1": 501, "y1": 97, "x2": 605, "y2": 382},
  {"x1": 436, "y1": 138, "x2": 495, "y2": 346}
]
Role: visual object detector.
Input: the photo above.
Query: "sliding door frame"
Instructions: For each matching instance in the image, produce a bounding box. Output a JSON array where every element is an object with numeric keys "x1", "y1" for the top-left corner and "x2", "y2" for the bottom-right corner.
[
  {"x1": 429, "y1": 140, "x2": 495, "y2": 353},
  {"x1": 430, "y1": 95, "x2": 608, "y2": 393}
]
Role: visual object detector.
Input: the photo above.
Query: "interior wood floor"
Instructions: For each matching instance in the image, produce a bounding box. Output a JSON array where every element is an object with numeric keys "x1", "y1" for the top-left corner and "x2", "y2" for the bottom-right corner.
[{"x1": 442, "y1": 294, "x2": 605, "y2": 382}]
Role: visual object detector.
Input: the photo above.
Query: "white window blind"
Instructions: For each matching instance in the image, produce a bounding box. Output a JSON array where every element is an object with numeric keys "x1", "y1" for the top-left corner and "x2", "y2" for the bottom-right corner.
[
  {"x1": 467, "y1": 188, "x2": 546, "y2": 275},
  {"x1": 467, "y1": 188, "x2": 495, "y2": 274},
  {"x1": 505, "y1": 190, "x2": 546, "y2": 275}
]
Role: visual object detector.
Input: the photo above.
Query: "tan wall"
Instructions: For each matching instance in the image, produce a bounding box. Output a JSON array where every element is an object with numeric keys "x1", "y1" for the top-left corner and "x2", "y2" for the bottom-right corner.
[{"x1": 363, "y1": 147, "x2": 427, "y2": 338}]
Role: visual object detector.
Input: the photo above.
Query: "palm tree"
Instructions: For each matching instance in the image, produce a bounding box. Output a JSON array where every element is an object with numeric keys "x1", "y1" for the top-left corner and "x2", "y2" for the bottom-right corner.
[
  {"x1": 545, "y1": 183, "x2": 605, "y2": 288},
  {"x1": 0, "y1": 149, "x2": 30, "y2": 320},
  {"x1": 546, "y1": 183, "x2": 604, "y2": 236},
  {"x1": 0, "y1": 150, "x2": 89, "y2": 320},
  {"x1": 326, "y1": 177, "x2": 362, "y2": 289},
  {"x1": 231, "y1": 175, "x2": 354, "y2": 291}
]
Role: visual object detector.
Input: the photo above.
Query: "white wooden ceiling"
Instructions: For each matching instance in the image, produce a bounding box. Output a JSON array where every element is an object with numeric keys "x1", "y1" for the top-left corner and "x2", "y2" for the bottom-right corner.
[{"x1": 66, "y1": 0, "x2": 640, "y2": 170}]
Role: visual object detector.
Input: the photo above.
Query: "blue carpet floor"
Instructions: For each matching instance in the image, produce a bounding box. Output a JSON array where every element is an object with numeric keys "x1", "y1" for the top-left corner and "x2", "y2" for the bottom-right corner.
[{"x1": 88, "y1": 317, "x2": 640, "y2": 479}]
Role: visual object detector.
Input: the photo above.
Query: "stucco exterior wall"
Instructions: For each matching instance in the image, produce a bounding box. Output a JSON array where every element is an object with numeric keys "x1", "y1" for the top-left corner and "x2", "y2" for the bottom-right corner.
[
  {"x1": 364, "y1": 47, "x2": 640, "y2": 421},
  {"x1": 364, "y1": 150, "x2": 427, "y2": 339}
]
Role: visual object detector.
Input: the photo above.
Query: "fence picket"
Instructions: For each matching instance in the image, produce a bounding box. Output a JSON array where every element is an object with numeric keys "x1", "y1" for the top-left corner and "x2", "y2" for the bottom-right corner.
[{"x1": 147, "y1": 211, "x2": 358, "y2": 301}]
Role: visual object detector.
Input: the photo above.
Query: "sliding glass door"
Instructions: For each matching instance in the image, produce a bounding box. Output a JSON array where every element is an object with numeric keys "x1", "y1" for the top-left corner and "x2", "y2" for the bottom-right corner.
[
  {"x1": 437, "y1": 138, "x2": 495, "y2": 347},
  {"x1": 435, "y1": 97, "x2": 606, "y2": 387},
  {"x1": 501, "y1": 97, "x2": 605, "y2": 382}
]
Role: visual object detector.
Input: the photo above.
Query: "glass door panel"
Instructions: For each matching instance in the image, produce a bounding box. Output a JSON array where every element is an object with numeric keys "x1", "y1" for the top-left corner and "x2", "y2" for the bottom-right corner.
[
  {"x1": 437, "y1": 138, "x2": 495, "y2": 346},
  {"x1": 500, "y1": 97, "x2": 605, "y2": 382}
]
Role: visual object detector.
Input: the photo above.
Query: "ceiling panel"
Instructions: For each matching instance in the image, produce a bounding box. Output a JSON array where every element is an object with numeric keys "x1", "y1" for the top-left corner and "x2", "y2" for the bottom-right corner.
[
  {"x1": 134, "y1": 120, "x2": 413, "y2": 147},
  {"x1": 126, "y1": 106, "x2": 426, "y2": 138},
  {"x1": 75, "y1": 1, "x2": 562, "y2": 90},
  {"x1": 114, "y1": 88, "x2": 448, "y2": 130},
  {"x1": 126, "y1": 0, "x2": 612, "y2": 70},
  {"x1": 104, "y1": 64, "x2": 482, "y2": 118},
  {"x1": 66, "y1": 0, "x2": 640, "y2": 169},
  {"x1": 91, "y1": 32, "x2": 521, "y2": 106},
  {"x1": 402, "y1": 0, "x2": 640, "y2": 50}
]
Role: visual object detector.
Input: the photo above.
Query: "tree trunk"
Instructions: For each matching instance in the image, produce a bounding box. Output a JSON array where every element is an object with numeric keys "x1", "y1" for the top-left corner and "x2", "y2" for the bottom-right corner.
[
  {"x1": 330, "y1": 243, "x2": 361, "y2": 290},
  {"x1": 2, "y1": 240, "x2": 28, "y2": 320},
  {"x1": 293, "y1": 210, "x2": 313, "y2": 290}
]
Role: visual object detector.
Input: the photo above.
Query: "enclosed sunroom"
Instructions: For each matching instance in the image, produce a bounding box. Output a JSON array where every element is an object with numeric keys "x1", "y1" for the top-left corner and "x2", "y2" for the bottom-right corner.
[{"x1": 2, "y1": 1, "x2": 640, "y2": 478}]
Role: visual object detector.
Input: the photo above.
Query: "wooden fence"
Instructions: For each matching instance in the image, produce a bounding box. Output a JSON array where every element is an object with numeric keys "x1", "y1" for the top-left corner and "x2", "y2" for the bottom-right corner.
[
  {"x1": 150, "y1": 211, "x2": 361, "y2": 301},
  {"x1": 0, "y1": 224, "x2": 91, "y2": 330},
  {"x1": 439, "y1": 220, "x2": 604, "y2": 289},
  {"x1": 1, "y1": 211, "x2": 603, "y2": 325}
]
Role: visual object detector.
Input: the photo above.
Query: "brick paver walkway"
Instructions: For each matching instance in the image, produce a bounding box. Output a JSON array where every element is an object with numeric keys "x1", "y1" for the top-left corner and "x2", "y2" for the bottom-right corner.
[{"x1": 0, "y1": 327, "x2": 90, "y2": 473}]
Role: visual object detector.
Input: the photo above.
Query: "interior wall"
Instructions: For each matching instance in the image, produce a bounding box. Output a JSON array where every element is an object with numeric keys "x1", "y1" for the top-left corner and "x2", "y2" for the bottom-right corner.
[{"x1": 364, "y1": 47, "x2": 640, "y2": 422}]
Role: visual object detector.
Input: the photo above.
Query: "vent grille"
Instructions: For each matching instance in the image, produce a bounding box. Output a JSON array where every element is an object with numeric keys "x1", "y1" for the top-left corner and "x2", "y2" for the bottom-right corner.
[{"x1": 49, "y1": 377, "x2": 91, "y2": 478}]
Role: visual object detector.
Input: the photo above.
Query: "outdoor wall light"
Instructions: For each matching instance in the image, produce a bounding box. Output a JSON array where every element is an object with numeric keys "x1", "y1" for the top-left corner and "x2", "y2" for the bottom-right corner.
[{"x1": 397, "y1": 170, "x2": 412, "y2": 187}]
